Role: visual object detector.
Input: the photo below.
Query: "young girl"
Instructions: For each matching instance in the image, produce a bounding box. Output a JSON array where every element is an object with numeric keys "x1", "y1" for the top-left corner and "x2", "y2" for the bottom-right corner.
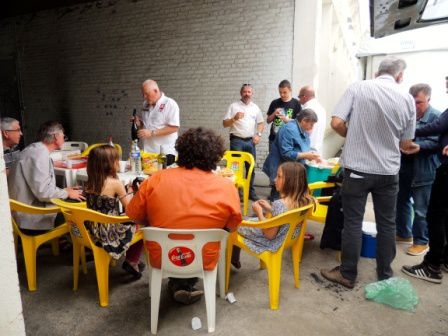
[
  {"x1": 84, "y1": 145, "x2": 144, "y2": 278},
  {"x1": 232, "y1": 161, "x2": 313, "y2": 268}
]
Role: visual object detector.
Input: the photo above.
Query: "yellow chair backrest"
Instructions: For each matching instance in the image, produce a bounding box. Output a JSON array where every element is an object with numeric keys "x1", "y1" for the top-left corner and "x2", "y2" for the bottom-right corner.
[
  {"x1": 81, "y1": 143, "x2": 122, "y2": 158},
  {"x1": 223, "y1": 150, "x2": 254, "y2": 187},
  {"x1": 223, "y1": 150, "x2": 255, "y2": 216},
  {"x1": 226, "y1": 203, "x2": 313, "y2": 310},
  {"x1": 308, "y1": 182, "x2": 335, "y2": 223},
  {"x1": 51, "y1": 198, "x2": 128, "y2": 249}
]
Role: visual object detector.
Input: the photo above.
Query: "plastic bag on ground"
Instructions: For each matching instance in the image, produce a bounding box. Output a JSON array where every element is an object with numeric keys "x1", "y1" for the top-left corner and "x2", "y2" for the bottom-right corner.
[{"x1": 364, "y1": 277, "x2": 418, "y2": 311}]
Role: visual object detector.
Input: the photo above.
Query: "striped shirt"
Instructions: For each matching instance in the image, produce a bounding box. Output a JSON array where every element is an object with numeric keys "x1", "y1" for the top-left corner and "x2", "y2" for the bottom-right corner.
[{"x1": 332, "y1": 75, "x2": 416, "y2": 175}]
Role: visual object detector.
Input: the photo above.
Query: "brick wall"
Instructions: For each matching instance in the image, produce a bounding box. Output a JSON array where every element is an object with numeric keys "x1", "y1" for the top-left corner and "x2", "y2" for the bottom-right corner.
[{"x1": 1, "y1": 0, "x2": 295, "y2": 166}]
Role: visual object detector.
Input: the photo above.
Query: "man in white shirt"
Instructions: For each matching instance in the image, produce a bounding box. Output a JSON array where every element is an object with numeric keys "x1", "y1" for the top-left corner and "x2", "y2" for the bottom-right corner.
[
  {"x1": 8, "y1": 121, "x2": 84, "y2": 233},
  {"x1": 298, "y1": 86, "x2": 326, "y2": 154},
  {"x1": 135, "y1": 79, "x2": 180, "y2": 157},
  {"x1": 1, "y1": 117, "x2": 23, "y2": 175},
  {"x1": 223, "y1": 84, "x2": 264, "y2": 200}
]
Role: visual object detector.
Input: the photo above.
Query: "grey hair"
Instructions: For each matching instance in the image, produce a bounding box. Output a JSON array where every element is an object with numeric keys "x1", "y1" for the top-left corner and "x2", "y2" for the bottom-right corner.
[
  {"x1": 377, "y1": 57, "x2": 407, "y2": 77},
  {"x1": 409, "y1": 83, "x2": 432, "y2": 98},
  {"x1": 296, "y1": 108, "x2": 318, "y2": 123},
  {"x1": 1, "y1": 117, "x2": 19, "y2": 131},
  {"x1": 37, "y1": 121, "x2": 64, "y2": 143}
]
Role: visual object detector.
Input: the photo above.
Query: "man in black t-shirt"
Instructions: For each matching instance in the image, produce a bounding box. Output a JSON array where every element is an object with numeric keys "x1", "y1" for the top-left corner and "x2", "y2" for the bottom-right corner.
[{"x1": 266, "y1": 80, "x2": 302, "y2": 151}]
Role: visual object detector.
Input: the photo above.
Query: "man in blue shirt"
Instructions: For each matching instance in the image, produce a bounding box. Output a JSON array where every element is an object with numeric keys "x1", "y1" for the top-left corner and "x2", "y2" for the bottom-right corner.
[
  {"x1": 263, "y1": 109, "x2": 320, "y2": 201},
  {"x1": 396, "y1": 84, "x2": 441, "y2": 256}
]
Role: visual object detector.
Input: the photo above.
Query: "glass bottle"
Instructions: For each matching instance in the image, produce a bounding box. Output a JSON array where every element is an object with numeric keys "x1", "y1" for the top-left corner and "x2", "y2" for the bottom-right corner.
[
  {"x1": 131, "y1": 108, "x2": 139, "y2": 141},
  {"x1": 157, "y1": 145, "x2": 167, "y2": 170}
]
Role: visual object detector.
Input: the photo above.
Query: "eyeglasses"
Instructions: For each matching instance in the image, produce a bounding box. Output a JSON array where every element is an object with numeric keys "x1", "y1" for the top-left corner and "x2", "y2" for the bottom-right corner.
[
  {"x1": 52, "y1": 133, "x2": 68, "y2": 141},
  {"x1": 4, "y1": 129, "x2": 21, "y2": 132},
  {"x1": 298, "y1": 94, "x2": 307, "y2": 98}
]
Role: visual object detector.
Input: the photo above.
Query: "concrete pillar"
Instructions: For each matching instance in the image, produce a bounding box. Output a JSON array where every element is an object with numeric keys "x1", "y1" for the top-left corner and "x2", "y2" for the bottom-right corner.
[
  {"x1": 0, "y1": 137, "x2": 26, "y2": 335},
  {"x1": 292, "y1": 0, "x2": 323, "y2": 90}
]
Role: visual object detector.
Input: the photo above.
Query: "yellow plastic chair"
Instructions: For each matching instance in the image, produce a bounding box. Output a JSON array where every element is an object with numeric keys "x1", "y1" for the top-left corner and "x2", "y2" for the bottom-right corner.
[
  {"x1": 225, "y1": 204, "x2": 313, "y2": 310},
  {"x1": 308, "y1": 181, "x2": 335, "y2": 223},
  {"x1": 9, "y1": 199, "x2": 69, "y2": 291},
  {"x1": 223, "y1": 150, "x2": 255, "y2": 216},
  {"x1": 52, "y1": 199, "x2": 143, "y2": 307},
  {"x1": 81, "y1": 143, "x2": 122, "y2": 158}
]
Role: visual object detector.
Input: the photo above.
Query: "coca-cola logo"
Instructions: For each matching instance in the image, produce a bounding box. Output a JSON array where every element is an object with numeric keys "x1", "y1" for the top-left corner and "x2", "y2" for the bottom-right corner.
[{"x1": 168, "y1": 246, "x2": 195, "y2": 266}]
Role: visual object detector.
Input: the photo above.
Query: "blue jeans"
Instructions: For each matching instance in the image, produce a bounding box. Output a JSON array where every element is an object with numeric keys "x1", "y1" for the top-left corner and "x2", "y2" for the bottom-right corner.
[
  {"x1": 230, "y1": 136, "x2": 257, "y2": 197},
  {"x1": 396, "y1": 174, "x2": 432, "y2": 245}
]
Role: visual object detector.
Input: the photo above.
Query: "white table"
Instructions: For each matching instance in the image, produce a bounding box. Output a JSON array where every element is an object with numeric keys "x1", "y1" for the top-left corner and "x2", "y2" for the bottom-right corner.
[
  {"x1": 76, "y1": 169, "x2": 147, "y2": 186},
  {"x1": 54, "y1": 166, "x2": 86, "y2": 187}
]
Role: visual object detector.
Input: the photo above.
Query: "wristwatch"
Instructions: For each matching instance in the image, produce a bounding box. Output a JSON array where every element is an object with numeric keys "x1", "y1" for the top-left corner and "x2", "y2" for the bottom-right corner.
[{"x1": 256, "y1": 132, "x2": 262, "y2": 137}]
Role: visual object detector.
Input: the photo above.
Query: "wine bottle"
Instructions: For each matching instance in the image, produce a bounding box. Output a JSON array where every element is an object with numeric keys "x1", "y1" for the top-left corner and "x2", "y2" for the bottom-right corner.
[
  {"x1": 157, "y1": 145, "x2": 167, "y2": 170},
  {"x1": 131, "y1": 108, "x2": 139, "y2": 141}
]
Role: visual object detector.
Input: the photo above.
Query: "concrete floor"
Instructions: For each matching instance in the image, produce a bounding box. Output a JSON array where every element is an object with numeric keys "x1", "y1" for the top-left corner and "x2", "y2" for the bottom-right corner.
[{"x1": 17, "y1": 171, "x2": 448, "y2": 336}]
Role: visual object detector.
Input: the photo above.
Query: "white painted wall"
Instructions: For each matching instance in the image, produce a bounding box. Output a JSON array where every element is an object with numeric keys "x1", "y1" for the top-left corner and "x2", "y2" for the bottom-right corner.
[{"x1": 0, "y1": 137, "x2": 26, "y2": 335}]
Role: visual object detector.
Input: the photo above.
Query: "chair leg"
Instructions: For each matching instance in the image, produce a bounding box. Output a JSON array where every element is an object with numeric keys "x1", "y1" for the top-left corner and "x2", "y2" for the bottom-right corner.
[
  {"x1": 243, "y1": 186, "x2": 249, "y2": 216},
  {"x1": 13, "y1": 233, "x2": 18, "y2": 255},
  {"x1": 80, "y1": 246, "x2": 87, "y2": 275},
  {"x1": 73, "y1": 242, "x2": 81, "y2": 291},
  {"x1": 225, "y1": 241, "x2": 233, "y2": 292},
  {"x1": 266, "y1": 256, "x2": 282, "y2": 310},
  {"x1": 21, "y1": 237, "x2": 37, "y2": 291},
  {"x1": 50, "y1": 238, "x2": 60, "y2": 256},
  {"x1": 150, "y1": 269, "x2": 163, "y2": 334},
  {"x1": 218, "y1": 239, "x2": 227, "y2": 298},
  {"x1": 92, "y1": 248, "x2": 111, "y2": 307},
  {"x1": 291, "y1": 243, "x2": 301, "y2": 289},
  {"x1": 259, "y1": 260, "x2": 267, "y2": 270},
  {"x1": 203, "y1": 269, "x2": 218, "y2": 333}
]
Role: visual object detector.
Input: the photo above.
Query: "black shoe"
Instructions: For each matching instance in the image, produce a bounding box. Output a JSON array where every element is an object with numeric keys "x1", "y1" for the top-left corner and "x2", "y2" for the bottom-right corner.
[
  {"x1": 173, "y1": 288, "x2": 204, "y2": 305},
  {"x1": 401, "y1": 262, "x2": 443, "y2": 284},
  {"x1": 138, "y1": 261, "x2": 146, "y2": 272},
  {"x1": 122, "y1": 260, "x2": 142, "y2": 279}
]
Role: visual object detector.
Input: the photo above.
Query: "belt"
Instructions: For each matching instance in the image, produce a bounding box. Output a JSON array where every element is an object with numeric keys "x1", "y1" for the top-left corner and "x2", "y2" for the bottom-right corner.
[{"x1": 230, "y1": 134, "x2": 252, "y2": 141}]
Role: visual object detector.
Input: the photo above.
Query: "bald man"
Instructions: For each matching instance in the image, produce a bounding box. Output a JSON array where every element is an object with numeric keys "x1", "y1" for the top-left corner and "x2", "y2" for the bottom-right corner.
[
  {"x1": 134, "y1": 79, "x2": 180, "y2": 156},
  {"x1": 298, "y1": 86, "x2": 326, "y2": 154}
]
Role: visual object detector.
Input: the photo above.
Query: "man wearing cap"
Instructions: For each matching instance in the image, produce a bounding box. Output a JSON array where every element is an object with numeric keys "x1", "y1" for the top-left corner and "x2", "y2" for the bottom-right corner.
[{"x1": 223, "y1": 84, "x2": 264, "y2": 201}]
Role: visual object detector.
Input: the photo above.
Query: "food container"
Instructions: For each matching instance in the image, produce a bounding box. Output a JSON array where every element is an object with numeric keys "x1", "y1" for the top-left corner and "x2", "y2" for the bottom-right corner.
[{"x1": 305, "y1": 158, "x2": 340, "y2": 183}]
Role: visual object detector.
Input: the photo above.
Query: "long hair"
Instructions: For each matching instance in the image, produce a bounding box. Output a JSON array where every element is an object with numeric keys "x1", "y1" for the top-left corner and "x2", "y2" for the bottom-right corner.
[
  {"x1": 85, "y1": 145, "x2": 119, "y2": 194},
  {"x1": 278, "y1": 162, "x2": 312, "y2": 209}
]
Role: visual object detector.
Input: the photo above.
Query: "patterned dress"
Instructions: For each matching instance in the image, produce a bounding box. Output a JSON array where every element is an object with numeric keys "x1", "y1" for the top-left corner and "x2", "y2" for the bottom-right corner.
[
  {"x1": 85, "y1": 193, "x2": 136, "y2": 260},
  {"x1": 238, "y1": 199, "x2": 302, "y2": 254}
]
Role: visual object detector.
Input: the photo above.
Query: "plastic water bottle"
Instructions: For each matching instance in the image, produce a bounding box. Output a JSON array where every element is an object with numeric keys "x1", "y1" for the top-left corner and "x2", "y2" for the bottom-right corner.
[{"x1": 130, "y1": 140, "x2": 142, "y2": 173}]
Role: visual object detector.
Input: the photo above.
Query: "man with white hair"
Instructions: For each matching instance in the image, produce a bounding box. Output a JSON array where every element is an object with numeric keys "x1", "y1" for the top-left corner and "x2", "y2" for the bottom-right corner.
[
  {"x1": 8, "y1": 121, "x2": 84, "y2": 234},
  {"x1": 1, "y1": 117, "x2": 22, "y2": 175},
  {"x1": 134, "y1": 79, "x2": 180, "y2": 158},
  {"x1": 321, "y1": 57, "x2": 417, "y2": 288}
]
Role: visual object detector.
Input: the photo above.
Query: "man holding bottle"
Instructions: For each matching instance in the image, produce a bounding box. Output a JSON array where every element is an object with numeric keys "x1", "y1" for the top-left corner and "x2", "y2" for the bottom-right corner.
[{"x1": 134, "y1": 79, "x2": 180, "y2": 158}]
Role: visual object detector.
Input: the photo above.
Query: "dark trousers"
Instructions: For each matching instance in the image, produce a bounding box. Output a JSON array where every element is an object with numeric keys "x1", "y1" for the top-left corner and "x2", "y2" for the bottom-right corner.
[
  {"x1": 424, "y1": 164, "x2": 448, "y2": 267},
  {"x1": 230, "y1": 136, "x2": 257, "y2": 197},
  {"x1": 340, "y1": 169, "x2": 398, "y2": 281},
  {"x1": 20, "y1": 213, "x2": 65, "y2": 236}
]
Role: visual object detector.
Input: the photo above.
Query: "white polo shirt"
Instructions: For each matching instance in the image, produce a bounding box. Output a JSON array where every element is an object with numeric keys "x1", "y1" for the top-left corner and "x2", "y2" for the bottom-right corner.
[
  {"x1": 223, "y1": 100, "x2": 263, "y2": 138},
  {"x1": 137, "y1": 93, "x2": 180, "y2": 155}
]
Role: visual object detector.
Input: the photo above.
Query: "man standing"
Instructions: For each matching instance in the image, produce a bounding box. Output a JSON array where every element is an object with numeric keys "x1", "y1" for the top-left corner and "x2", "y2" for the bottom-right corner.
[
  {"x1": 321, "y1": 57, "x2": 416, "y2": 288},
  {"x1": 135, "y1": 79, "x2": 180, "y2": 158},
  {"x1": 1, "y1": 117, "x2": 22, "y2": 175},
  {"x1": 266, "y1": 80, "x2": 301, "y2": 151},
  {"x1": 298, "y1": 86, "x2": 326, "y2": 154},
  {"x1": 8, "y1": 121, "x2": 84, "y2": 234},
  {"x1": 223, "y1": 84, "x2": 264, "y2": 201},
  {"x1": 401, "y1": 75, "x2": 448, "y2": 282},
  {"x1": 396, "y1": 84, "x2": 440, "y2": 256}
]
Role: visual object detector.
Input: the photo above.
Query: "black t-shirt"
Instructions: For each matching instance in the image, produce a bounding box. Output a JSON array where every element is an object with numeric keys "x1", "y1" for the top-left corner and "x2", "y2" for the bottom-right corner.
[{"x1": 267, "y1": 97, "x2": 302, "y2": 140}]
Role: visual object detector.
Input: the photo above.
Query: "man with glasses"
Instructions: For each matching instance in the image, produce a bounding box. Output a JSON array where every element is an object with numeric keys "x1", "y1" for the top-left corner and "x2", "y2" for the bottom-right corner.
[
  {"x1": 8, "y1": 121, "x2": 84, "y2": 235},
  {"x1": 223, "y1": 84, "x2": 264, "y2": 201},
  {"x1": 396, "y1": 84, "x2": 441, "y2": 256},
  {"x1": 1, "y1": 117, "x2": 23, "y2": 175},
  {"x1": 298, "y1": 86, "x2": 326, "y2": 154}
]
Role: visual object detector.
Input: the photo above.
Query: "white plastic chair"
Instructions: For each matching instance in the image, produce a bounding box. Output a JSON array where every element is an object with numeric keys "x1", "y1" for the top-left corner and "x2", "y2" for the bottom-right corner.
[
  {"x1": 141, "y1": 227, "x2": 229, "y2": 334},
  {"x1": 62, "y1": 141, "x2": 88, "y2": 152}
]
